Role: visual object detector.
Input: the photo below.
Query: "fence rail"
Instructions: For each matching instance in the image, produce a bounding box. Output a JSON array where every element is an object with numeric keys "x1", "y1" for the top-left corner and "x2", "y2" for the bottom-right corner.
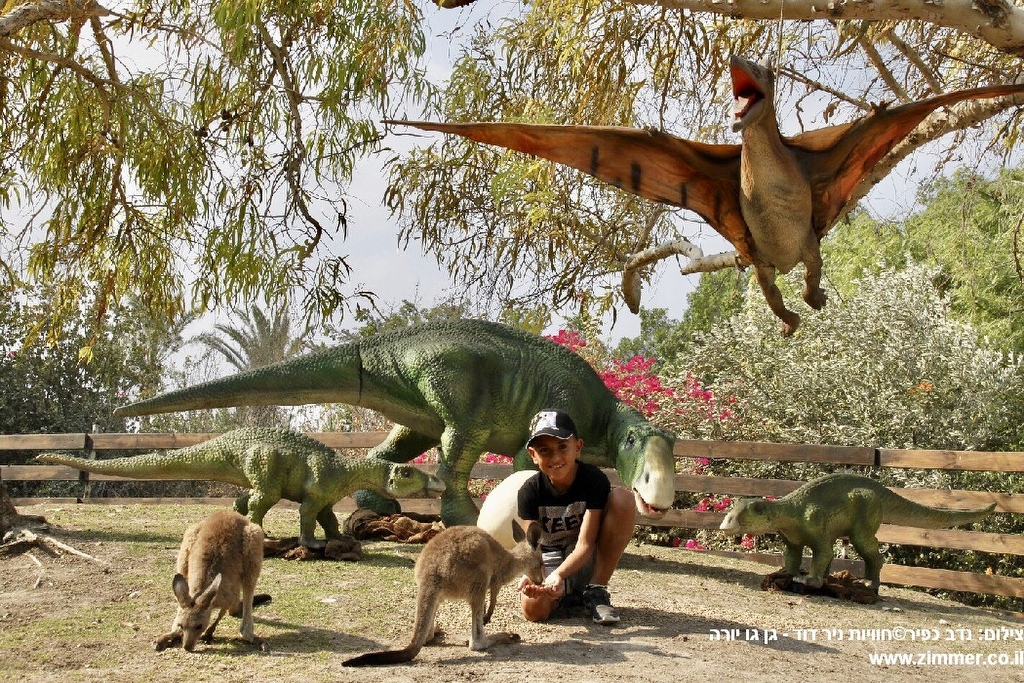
[{"x1": 3, "y1": 432, "x2": 1024, "y2": 601}]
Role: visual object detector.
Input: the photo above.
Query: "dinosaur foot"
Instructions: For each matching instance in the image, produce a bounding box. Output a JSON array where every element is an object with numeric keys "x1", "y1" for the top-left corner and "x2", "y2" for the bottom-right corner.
[{"x1": 761, "y1": 570, "x2": 878, "y2": 604}]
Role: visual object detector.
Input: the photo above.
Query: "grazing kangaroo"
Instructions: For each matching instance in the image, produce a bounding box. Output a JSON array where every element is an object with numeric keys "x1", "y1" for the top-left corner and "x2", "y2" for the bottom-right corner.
[
  {"x1": 343, "y1": 522, "x2": 543, "y2": 666},
  {"x1": 154, "y1": 509, "x2": 268, "y2": 652}
]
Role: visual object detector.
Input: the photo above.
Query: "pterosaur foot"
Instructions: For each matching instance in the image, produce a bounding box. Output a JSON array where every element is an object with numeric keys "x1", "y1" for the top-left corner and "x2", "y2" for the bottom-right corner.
[
  {"x1": 780, "y1": 312, "x2": 801, "y2": 337},
  {"x1": 803, "y1": 286, "x2": 827, "y2": 311}
]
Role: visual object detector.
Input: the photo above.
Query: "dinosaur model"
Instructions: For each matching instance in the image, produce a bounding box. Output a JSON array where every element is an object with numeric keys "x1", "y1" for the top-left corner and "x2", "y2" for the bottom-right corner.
[
  {"x1": 112, "y1": 319, "x2": 677, "y2": 526},
  {"x1": 388, "y1": 55, "x2": 1024, "y2": 335},
  {"x1": 36, "y1": 426, "x2": 446, "y2": 549},
  {"x1": 718, "y1": 472, "x2": 996, "y2": 592}
]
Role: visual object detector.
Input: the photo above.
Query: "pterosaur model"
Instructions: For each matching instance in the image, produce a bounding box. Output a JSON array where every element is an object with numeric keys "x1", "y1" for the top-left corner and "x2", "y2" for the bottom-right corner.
[{"x1": 389, "y1": 56, "x2": 1024, "y2": 335}]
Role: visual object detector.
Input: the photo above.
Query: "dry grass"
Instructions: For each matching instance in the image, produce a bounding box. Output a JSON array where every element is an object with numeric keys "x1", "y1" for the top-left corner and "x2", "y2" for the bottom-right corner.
[{"x1": 2, "y1": 503, "x2": 1023, "y2": 683}]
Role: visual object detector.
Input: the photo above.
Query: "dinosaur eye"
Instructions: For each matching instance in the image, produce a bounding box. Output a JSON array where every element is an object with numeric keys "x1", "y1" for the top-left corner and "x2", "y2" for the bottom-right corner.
[{"x1": 625, "y1": 434, "x2": 636, "y2": 449}]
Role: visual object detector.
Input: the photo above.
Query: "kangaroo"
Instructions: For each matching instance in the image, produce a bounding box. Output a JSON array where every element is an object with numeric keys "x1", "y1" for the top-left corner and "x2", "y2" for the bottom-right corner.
[
  {"x1": 154, "y1": 509, "x2": 268, "y2": 652},
  {"x1": 343, "y1": 522, "x2": 543, "y2": 666}
]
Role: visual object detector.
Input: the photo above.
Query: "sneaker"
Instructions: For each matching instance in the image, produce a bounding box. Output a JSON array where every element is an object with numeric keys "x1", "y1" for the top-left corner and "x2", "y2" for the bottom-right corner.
[{"x1": 582, "y1": 584, "x2": 620, "y2": 625}]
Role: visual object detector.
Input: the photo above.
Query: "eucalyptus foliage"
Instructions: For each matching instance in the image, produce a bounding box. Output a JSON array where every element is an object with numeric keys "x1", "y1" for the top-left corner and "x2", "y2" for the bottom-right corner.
[
  {"x1": 386, "y1": 0, "x2": 1024, "y2": 321},
  {"x1": 2, "y1": 0, "x2": 436, "y2": 339}
]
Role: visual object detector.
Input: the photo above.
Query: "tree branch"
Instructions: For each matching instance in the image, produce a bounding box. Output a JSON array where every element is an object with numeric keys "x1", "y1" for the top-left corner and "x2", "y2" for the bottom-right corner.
[
  {"x1": 626, "y1": 0, "x2": 1024, "y2": 54},
  {"x1": 0, "y1": 0, "x2": 109, "y2": 39}
]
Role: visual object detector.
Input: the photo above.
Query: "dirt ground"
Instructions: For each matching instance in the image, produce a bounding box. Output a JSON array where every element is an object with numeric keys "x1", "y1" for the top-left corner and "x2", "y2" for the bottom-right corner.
[{"x1": 2, "y1": 503, "x2": 1024, "y2": 683}]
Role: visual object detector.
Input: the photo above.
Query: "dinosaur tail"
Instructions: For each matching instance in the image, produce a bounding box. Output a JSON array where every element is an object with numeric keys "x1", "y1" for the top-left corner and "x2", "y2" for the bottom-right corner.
[
  {"x1": 34, "y1": 447, "x2": 250, "y2": 488},
  {"x1": 880, "y1": 489, "x2": 996, "y2": 528},
  {"x1": 113, "y1": 343, "x2": 362, "y2": 417}
]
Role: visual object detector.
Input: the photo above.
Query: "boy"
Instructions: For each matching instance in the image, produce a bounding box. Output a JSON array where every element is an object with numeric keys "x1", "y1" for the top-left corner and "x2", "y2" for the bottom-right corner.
[{"x1": 516, "y1": 408, "x2": 637, "y2": 624}]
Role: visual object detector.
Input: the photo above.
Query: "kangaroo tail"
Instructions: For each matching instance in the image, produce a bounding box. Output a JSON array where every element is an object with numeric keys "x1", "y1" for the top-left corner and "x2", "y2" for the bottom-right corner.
[
  {"x1": 880, "y1": 489, "x2": 996, "y2": 528},
  {"x1": 344, "y1": 581, "x2": 438, "y2": 667},
  {"x1": 342, "y1": 645, "x2": 422, "y2": 667},
  {"x1": 113, "y1": 342, "x2": 362, "y2": 417}
]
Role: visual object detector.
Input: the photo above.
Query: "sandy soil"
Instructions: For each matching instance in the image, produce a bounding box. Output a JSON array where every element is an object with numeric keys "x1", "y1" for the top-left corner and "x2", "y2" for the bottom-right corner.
[{"x1": 1, "y1": 503, "x2": 1023, "y2": 683}]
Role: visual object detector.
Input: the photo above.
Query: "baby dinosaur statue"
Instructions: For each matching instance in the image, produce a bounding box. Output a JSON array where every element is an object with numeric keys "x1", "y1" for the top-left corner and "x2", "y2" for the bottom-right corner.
[
  {"x1": 719, "y1": 472, "x2": 996, "y2": 593},
  {"x1": 388, "y1": 55, "x2": 1024, "y2": 335},
  {"x1": 112, "y1": 319, "x2": 677, "y2": 526},
  {"x1": 36, "y1": 426, "x2": 445, "y2": 549}
]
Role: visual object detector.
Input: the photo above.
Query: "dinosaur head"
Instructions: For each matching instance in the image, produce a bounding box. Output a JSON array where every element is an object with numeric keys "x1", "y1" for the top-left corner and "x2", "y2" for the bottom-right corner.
[
  {"x1": 719, "y1": 498, "x2": 774, "y2": 535},
  {"x1": 614, "y1": 418, "x2": 676, "y2": 519},
  {"x1": 386, "y1": 464, "x2": 446, "y2": 499},
  {"x1": 730, "y1": 55, "x2": 775, "y2": 133}
]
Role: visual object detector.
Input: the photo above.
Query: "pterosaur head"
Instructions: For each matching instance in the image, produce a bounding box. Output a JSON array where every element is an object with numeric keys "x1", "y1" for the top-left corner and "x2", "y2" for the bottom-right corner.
[{"x1": 730, "y1": 55, "x2": 775, "y2": 133}]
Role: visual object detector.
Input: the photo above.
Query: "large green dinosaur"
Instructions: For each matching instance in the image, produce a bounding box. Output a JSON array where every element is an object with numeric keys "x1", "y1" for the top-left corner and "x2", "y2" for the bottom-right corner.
[
  {"x1": 36, "y1": 427, "x2": 445, "y2": 548},
  {"x1": 113, "y1": 319, "x2": 677, "y2": 526},
  {"x1": 718, "y1": 472, "x2": 996, "y2": 592}
]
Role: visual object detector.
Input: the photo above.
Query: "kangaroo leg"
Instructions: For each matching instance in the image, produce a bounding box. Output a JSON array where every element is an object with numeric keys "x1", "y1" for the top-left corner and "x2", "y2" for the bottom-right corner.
[
  {"x1": 468, "y1": 592, "x2": 519, "y2": 651},
  {"x1": 200, "y1": 608, "x2": 228, "y2": 644}
]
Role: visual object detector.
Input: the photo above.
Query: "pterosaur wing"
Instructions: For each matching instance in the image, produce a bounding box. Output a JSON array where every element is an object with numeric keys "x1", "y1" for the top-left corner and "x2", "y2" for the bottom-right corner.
[
  {"x1": 788, "y1": 83, "x2": 1024, "y2": 238},
  {"x1": 388, "y1": 120, "x2": 755, "y2": 261}
]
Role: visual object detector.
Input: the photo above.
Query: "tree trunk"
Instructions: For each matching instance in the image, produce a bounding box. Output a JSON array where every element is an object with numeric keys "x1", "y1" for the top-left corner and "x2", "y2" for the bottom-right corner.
[{"x1": 0, "y1": 476, "x2": 19, "y2": 538}]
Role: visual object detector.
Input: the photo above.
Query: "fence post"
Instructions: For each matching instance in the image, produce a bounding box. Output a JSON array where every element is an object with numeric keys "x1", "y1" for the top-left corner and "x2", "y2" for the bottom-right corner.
[{"x1": 80, "y1": 424, "x2": 99, "y2": 501}]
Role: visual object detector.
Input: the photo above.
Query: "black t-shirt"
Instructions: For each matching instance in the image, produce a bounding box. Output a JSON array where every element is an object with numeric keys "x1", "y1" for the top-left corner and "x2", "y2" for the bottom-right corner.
[{"x1": 517, "y1": 461, "x2": 611, "y2": 551}]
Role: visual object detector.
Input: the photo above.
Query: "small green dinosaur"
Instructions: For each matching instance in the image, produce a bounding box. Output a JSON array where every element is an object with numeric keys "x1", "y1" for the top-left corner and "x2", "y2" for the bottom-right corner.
[
  {"x1": 719, "y1": 472, "x2": 996, "y2": 592},
  {"x1": 36, "y1": 427, "x2": 445, "y2": 549},
  {"x1": 112, "y1": 319, "x2": 677, "y2": 526}
]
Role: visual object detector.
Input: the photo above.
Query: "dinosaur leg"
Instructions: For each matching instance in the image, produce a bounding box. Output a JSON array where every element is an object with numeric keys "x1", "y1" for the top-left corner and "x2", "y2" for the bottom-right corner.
[
  {"x1": 781, "y1": 540, "x2": 804, "y2": 577},
  {"x1": 801, "y1": 239, "x2": 827, "y2": 311},
  {"x1": 315, "y1": 505, "x2": 344, "y2": 541},
  {"x1": 849, "y1": 531, "x2": 884, "y2": 593},
  {"x1": 435, "y1": 424, "x2": 487, "y2": 526},
  {"x1": 794, "y1": 541, "x2": 833, "y2": 589},
  {"x1": 233, "y1": 491, "x2": 250, "y2": 516},
  {"x1": 244, "y1": 490, "x2": 279, "y2": 529},
  {"x1": 355, "y1": 425, "x2": 440, "y2": 514},
  {"x1": 754, "y1": 263, "x2": 801, "y2": 336},
  {"x1": 297, "y1": 498, "x2": 328, "y2": 549}
]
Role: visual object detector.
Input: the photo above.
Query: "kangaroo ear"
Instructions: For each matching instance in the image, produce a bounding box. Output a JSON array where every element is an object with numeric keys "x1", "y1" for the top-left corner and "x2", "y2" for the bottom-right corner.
[
  {"x1": 195, "y1": 573, "x2": 223, "y2": 608},
  {"x1": 172, "y1": 574, "x2": 193, "y2": 608},
  {"x1": 511, "y1": 520, "x2": 525, "y2": 544},
  {"x1": 526, "y1": 521, "x2": 542, "y2": 549}
]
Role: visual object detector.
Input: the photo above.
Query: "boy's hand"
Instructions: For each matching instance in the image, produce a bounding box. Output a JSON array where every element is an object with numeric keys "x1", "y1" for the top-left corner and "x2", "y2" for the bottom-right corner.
[{"x1": 518, "y1": 575, "x2": 561, "y2": 598}]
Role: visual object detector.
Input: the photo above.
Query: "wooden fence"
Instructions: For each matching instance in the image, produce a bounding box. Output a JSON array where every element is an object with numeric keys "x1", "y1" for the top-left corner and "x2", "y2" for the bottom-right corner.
[{"x1": 3, "y1": 432, "x2": 1023, "y2": 602}]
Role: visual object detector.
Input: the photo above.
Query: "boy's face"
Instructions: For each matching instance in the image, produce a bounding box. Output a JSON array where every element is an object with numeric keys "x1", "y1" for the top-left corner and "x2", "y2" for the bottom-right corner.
[{"x1": 528, "y1": 435, "x2": 583, "y2": 489}]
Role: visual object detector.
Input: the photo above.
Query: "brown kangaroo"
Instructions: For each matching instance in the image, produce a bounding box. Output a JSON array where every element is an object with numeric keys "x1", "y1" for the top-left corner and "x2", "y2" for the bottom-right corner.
[
  {"x1": 343, "y1": 522, "x2": 543, "y2": 666},
  {"x1": 154, "y1": 509, "x2": 268, "y2": 652}
]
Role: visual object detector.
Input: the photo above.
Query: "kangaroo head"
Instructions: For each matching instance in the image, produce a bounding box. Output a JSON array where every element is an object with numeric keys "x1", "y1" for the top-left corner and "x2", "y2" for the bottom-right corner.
[
  {"x1": 171, "y1": 572, "x2": 223, "y2": 651},
  {"x1": 510, "y1": 521, "x2": 544, "y2": 583}
]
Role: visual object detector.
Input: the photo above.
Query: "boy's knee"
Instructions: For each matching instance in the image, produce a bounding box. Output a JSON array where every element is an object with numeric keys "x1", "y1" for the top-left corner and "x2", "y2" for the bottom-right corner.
[
  {"x1": 607, "y1": 487, "x2": 638, "y2": 525},
  {"x1": 521, "y1": 597, "x2": 555, "y2": 622}
]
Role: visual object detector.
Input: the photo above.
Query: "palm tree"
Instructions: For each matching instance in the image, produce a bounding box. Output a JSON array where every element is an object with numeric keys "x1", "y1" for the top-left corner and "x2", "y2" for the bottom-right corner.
[{"x1": 192, "y1": 303, "x2": 309, "y2": 426}]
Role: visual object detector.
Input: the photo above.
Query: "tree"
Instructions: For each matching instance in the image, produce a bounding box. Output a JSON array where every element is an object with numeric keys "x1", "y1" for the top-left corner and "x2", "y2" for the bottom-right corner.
[
  {"x1": 189, "y1": 302, "x2": 309, "y2": 426},
  {"x1": 661, "y1": 261, "x2": 1024, "y2": 458},
  {"x1": 386, "y1": 0, "x2": 1024, "y2": 322},
  {"x1": 1, "y1": 0, "x2": 437, "y2": 339},
  {"x1": 824, "y1": 168, "x2": 1024, "y2": 354}
]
